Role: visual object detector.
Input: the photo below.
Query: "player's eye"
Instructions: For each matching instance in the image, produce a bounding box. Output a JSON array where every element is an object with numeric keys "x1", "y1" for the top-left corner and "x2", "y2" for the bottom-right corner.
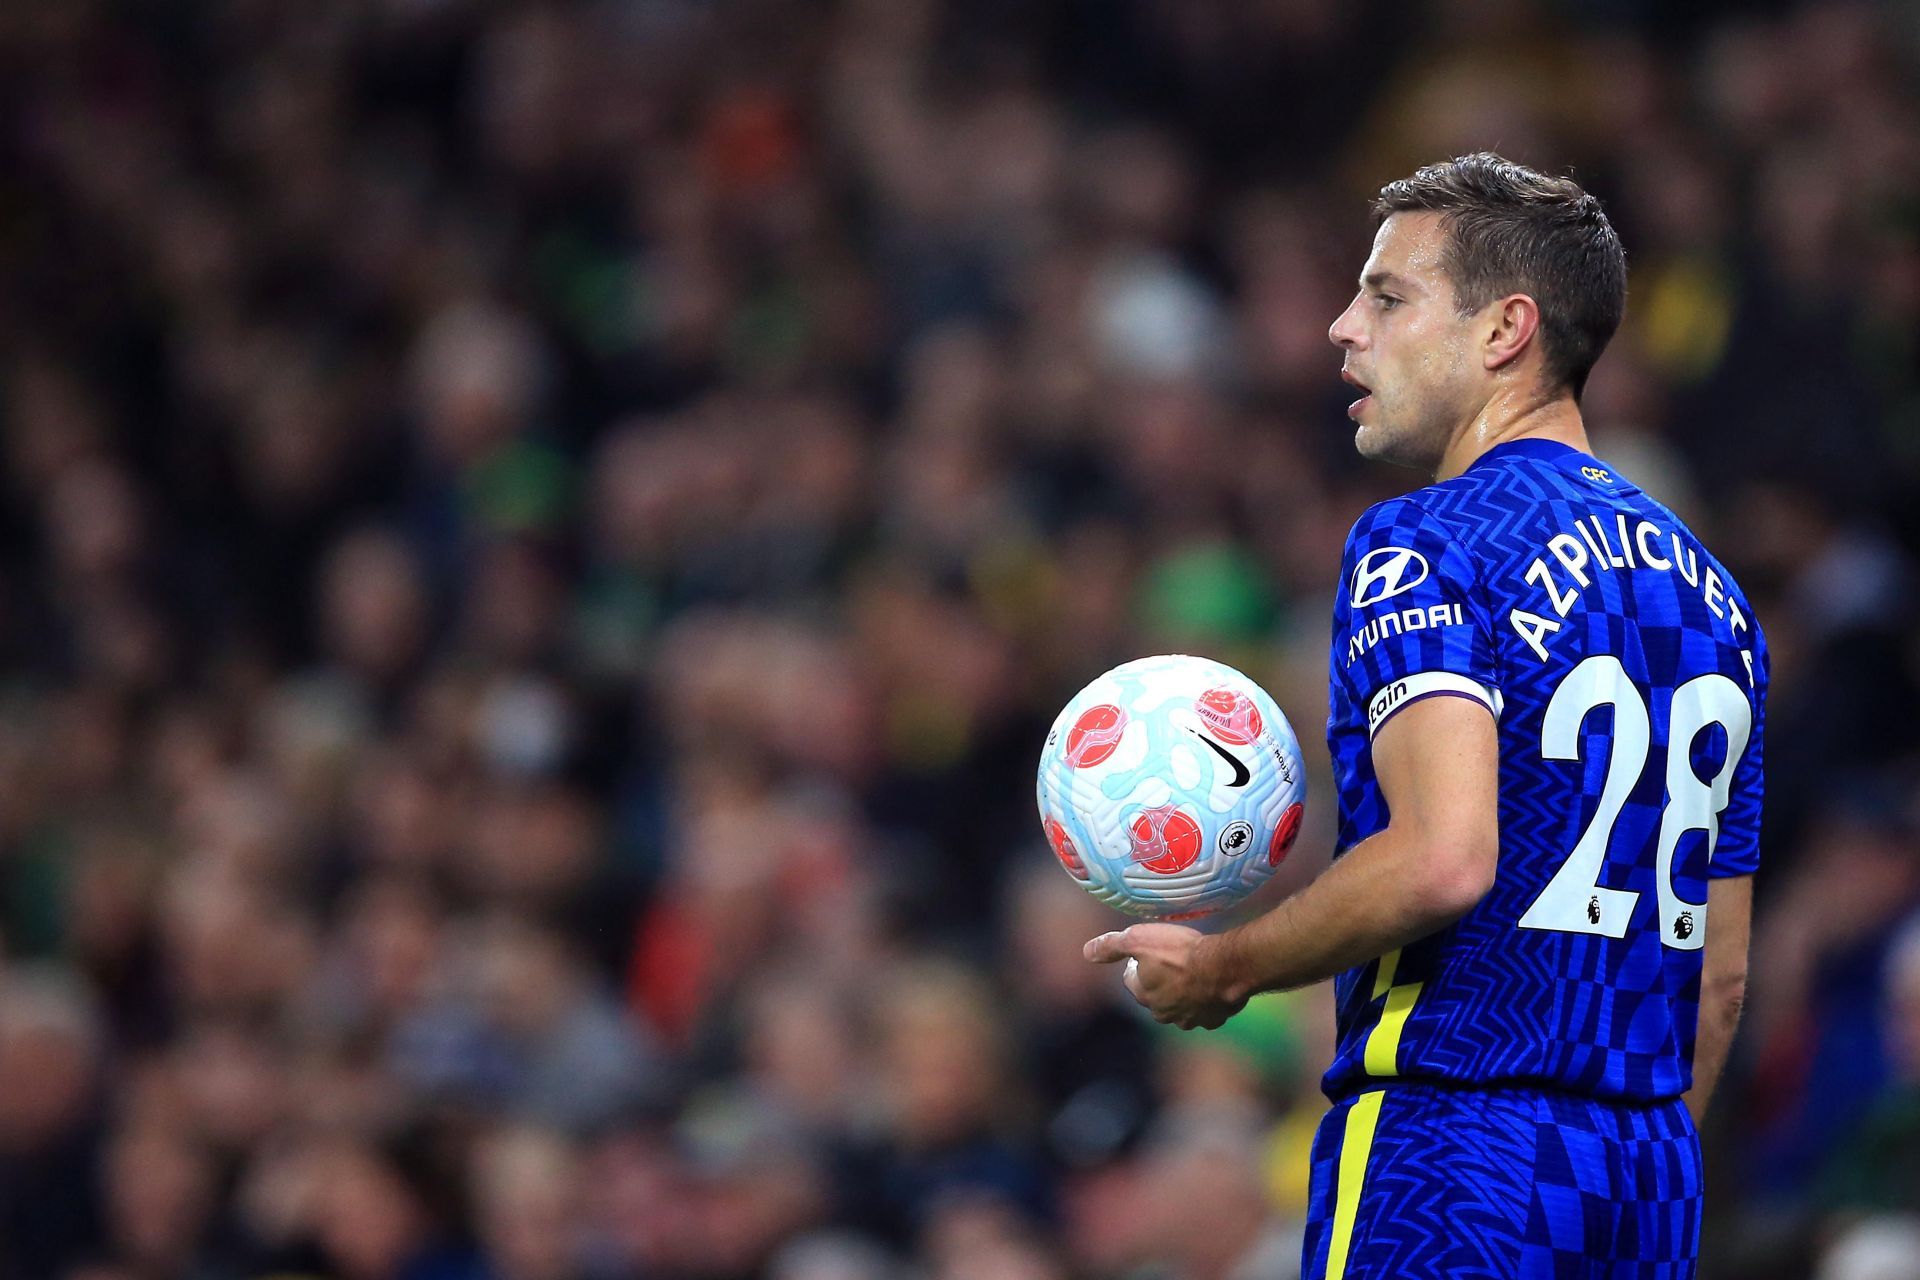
[{"x1": 1374, "y1": 294, "x2": 1401, "y2": 310}]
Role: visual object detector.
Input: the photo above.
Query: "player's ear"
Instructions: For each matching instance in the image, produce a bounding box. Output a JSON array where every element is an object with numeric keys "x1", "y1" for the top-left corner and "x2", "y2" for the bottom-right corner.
[{"x1": 1483, "y1": 293, "x2": 1541, "y2": 373}]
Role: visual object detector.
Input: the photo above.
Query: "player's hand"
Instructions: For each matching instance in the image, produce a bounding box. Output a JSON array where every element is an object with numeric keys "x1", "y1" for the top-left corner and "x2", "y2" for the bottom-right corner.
[{"x1": 1083, "y1": 924, "x2": 1244, "y2": 1030}]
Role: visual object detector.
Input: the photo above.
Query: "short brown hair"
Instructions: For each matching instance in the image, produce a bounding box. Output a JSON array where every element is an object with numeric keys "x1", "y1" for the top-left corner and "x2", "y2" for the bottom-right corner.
[{"x1": 1373, "y1": 153, "x2": 1627, "y2": 399}]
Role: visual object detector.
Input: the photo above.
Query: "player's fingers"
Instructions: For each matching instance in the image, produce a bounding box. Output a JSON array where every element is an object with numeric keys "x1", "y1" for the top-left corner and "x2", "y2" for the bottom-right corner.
[
  {"x1": 1121, "y1": 957, "x2": 1145, "y2": 1003},
  {"x1": 1083, "y1": 929, "x2": 1134, "y2": 964}
]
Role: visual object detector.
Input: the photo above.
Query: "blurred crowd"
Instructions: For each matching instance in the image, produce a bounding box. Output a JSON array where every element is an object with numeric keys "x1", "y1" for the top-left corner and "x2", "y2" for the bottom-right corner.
[{"x1": 0, "y1": 0, "x2": 1917, "y2": 1277}]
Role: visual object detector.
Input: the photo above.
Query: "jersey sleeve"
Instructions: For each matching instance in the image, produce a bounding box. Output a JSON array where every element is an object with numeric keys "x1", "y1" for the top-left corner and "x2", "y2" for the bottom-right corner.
[
  {"x1": 1708, "y1": 623, "x2": 1768, "y2": 878},
  {"x1": 1331, "y1": 495, "x2": 1500, "y2": 740}
]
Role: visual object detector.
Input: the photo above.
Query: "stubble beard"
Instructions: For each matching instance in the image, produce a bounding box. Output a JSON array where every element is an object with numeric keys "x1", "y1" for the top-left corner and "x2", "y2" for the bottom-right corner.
[{"x1": 1355, "y1": 389, "x2": 1449, "y2": 475}]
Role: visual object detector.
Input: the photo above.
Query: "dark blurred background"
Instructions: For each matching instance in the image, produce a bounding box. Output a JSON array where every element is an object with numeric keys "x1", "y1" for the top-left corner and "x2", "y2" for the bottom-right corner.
[{"x1": 0, "y1": 0, "x2": 1916, "y2": 1277}]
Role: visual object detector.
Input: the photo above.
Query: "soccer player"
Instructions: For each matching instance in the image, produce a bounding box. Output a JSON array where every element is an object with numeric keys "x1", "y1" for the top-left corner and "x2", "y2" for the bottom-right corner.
[{"x1": 1085, "y1": 153, "x2": 1764, "y2": 1277}]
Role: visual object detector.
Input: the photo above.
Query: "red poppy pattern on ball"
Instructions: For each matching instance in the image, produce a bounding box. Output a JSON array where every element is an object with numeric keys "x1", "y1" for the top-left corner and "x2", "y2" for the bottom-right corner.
[
  {"x1": 1065, "y1": 703, "x2": 1127, "y2": 767},
  {"x1": 1044, "y1": 817, "x2": 1089, "y2": 880},
  {"x1": 1128, "y1": 804, "x2": 1203, "y2": 875},
  {"x1": 1194, "y1": 687, "x2": 1263, "y2": 745},
  {"x1": 1268, "y1": 801, "x2": 1305, "y2": 867}
]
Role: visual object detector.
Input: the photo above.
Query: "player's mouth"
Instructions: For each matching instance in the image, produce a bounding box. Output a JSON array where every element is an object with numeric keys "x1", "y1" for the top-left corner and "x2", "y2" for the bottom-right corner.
[{"x1": 1341, "y1": 368, "x2": 1373, "y2": 419}]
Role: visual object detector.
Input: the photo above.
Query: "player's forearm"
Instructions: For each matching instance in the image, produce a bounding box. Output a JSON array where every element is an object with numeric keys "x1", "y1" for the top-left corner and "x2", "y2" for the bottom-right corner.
[
  {"x1": 1684, "y1": 976, "x2": 1746, "y2": 1124},
  {"x1": 1200, "y1": 824, "x2": 1490, "y2": 1001},
  {"x1": 1685, "y1": 876, "x2": 1754, "y2": 1124}
]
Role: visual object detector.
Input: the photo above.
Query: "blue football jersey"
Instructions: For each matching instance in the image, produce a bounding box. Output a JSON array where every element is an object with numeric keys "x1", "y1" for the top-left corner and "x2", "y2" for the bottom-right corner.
[{"x1": 1323, "y1": 439, "x2": 1767, "y2": 1104}]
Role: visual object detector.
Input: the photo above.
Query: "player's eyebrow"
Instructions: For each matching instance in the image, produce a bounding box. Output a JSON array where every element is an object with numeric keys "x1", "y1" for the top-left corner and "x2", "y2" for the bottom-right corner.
[{"x1": 1362, "y1": 270, "x2": 1417, "y2": 293}]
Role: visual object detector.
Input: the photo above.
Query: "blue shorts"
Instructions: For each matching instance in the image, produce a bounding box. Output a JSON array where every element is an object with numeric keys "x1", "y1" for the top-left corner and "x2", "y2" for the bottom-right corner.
[{"x1": 1302, "y1": 1085, "x2": 1702, "y2": 1279}]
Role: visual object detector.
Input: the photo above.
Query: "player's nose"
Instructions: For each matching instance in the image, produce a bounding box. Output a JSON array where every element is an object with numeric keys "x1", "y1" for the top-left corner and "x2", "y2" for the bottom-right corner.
[{"x1": 1329, "y1": 295, "x2": 1366, "y2": 350}]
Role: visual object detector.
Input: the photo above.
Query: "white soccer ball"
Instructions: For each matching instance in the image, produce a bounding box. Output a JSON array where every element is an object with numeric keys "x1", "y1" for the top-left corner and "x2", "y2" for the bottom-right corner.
[{"x1": 1036, "y1": 654, "x2": 1307, "y2": 919}]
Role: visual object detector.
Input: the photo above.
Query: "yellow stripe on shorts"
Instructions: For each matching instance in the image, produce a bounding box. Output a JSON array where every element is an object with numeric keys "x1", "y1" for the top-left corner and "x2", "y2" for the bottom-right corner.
[
  {"x1": 1370, "y1": 947, "x2": 1399, "y2": 999},
  {"x1": 1325, "y1": 1089, "x2": 1385, "y2": 1280},
  {"x1": 1363, "y1": 948, "x2": 1423, "y2": 1077}
]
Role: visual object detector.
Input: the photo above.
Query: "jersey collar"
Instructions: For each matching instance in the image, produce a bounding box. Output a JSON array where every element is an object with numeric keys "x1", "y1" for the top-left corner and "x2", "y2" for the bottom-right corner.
[
  {"x1": 1464, "y1": 437, "x2": 1615, "y2": 477},
  {"x1": 1464, "y1": 437, "x2": 1635, "y2": 493}
]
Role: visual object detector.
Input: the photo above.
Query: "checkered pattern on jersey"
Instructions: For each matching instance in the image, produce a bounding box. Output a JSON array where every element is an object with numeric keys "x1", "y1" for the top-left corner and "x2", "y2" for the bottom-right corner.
[
  {"x1": 1324, "y1": 440, "x2": 1768, "y2": 1104},
  {"x1": 1302, "y1": 1085, "x2": 1703, "y2": 1279}
]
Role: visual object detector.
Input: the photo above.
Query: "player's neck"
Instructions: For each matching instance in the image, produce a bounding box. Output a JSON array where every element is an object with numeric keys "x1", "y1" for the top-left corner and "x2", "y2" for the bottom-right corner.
[{"x1": 1434, "y1": 388, "x2": 1590, "y2": 482}]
